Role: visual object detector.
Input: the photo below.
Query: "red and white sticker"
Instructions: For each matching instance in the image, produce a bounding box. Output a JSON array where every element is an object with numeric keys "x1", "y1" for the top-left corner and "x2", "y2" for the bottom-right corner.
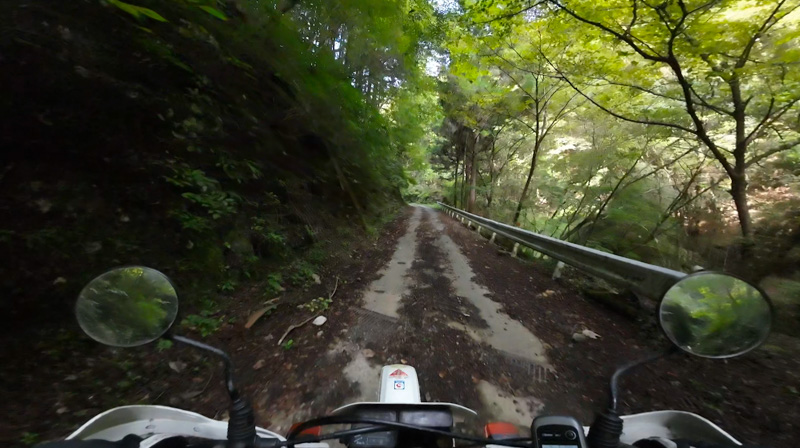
[
  {"x1": 389, "y1": 369, "x2": 408, "y2": 378},
  {"x1": 393, "y1": 380, "x2": 406, "y2": 390}
]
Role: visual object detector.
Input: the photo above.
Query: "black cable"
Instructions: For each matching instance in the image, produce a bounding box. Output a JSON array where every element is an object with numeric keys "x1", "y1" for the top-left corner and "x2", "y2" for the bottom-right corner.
[{"x1": 287, "y1": 416, "x2": 533, "y2": 448}]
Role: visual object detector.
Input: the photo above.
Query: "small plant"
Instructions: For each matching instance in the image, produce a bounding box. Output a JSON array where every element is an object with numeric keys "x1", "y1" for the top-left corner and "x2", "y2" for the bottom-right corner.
[
  {"x1": 264, "y1": 272, "x2": 284, "y2": 296},
  {"x1": 156, "y1": 339, "x2": 173, "y2": 352},
  {"x1": 251, "y1": 217, "x2": 287, "y2": 257},
  {"x1": 182, "y1": 314, "x2": 223, "y2": 337},
  {"x1": 301, "y1": 296, "x2": 332, "y2": 313},
  {"x1": 287, "y1": 261, "x2": 316, "y2": 287},
  {"x1": 21, "y1": 432, "x2": 38, "y2": 446},
  {"x1": 218, "y1": 279, "x2": 237, "y2": 292},
  {"x1": 282, "y1": 339, "x2": 294, "y2": 350},
  {"x1": 170, "y1": 210, "x2": 211, "y2": 232},
  {"x1": 115, "y1": 359, "x2": 135, "y2": 372},
  {"x1": 306, "y1": 246, "x2": 327, "y2": 264},
  {"x1": 198, "y1": 297, "x2": 219, "y2": 315}
]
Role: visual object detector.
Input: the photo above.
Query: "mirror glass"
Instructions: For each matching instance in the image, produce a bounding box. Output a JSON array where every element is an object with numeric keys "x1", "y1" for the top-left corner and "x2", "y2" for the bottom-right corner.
[
  {"x1": 76, "y1": 266, "x2": 179, "y2": 347},
  {"x1": 659, "y1": 272, "x2": 772, "y2": 358}
]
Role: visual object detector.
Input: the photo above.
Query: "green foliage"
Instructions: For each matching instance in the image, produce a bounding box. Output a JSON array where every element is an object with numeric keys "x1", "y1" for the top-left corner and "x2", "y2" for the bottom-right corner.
[
  {"x1": 155, "y1": 339, "x2": 174, "y2": 351},
  {"x1": 166, "y1": 165, "x2": 239, "y2": 220},
  {"x1": 282, "y1": 339, "x2": 294, "y2": 350},
  {"x1": 21, "y1": 432, "x2": 39, "y2": 446},
  {"x1": 264, "y1": 273, "x2": 284, "y2": 297},
  {"x1": 218, "y1": 279, "x2": 237, "y2": 292},
  {"x1": 286, "y1": 261, "x2": 316, "y2": 287},
  {"x1": 181, "y1": 313, "x2": 222, "y2": 337},
  {"x1": 250, "y1": 217, "x2": 287, "y2": 257},
  {"x1": 305, "y1": 246, "x2": 327, "y2": 265},
  {"x1": 108, "y1": 0, "x2": 168, "y2": 22},
  {"x1": 301, "y1": 296, "x2": 332, "y2": 313},
  {"x1": 196, "y1": 5, "x2": 227, "y2": 21}
]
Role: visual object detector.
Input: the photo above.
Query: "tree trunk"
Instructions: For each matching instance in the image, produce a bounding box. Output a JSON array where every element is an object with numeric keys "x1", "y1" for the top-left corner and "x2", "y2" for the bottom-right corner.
[
  {"x1": 452, "y1": 154, "x2": 460, "y2": 206},
  {"x1": 512, "y1": 144, "x2": 540, "y2": 225},
  {"x1": 468, "y1": 135, "x2": 477, "y2": 213},
  {"x1": 461, "y1": 152, "x2": 468, "y2": 208},
  {"x1": 730, "y1": 173, "x2": 752, "y2": 237}
]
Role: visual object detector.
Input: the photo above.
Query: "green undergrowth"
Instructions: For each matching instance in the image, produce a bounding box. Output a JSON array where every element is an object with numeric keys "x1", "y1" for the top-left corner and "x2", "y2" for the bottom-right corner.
[{"x1": 1, "y1": 0, "x2": 409, "y2": 336}]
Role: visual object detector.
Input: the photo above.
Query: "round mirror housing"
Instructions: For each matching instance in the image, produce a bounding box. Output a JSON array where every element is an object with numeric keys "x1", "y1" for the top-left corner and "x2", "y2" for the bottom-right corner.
[
  {"x1": 659, "y1": 272, "x2": 772, "y2": 358},
  {"x1": 76, "y1": 266, "x2": 179, "y2": 347}
]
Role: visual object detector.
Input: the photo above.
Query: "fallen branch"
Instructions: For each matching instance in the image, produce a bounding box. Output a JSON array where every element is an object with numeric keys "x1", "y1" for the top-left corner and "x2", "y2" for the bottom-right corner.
[
  {"x1": 329, "y1": 276, "x2": 339, "y2": 300},
  {"x1": 277, "y1": 315, "x2": 318, "y2": 346},
  {"x1": 275, "y1": 276, "x2": 339, "y2": 345},
  {"x1": 244, "y1": 297, "x2": 281, "y2": 329}
]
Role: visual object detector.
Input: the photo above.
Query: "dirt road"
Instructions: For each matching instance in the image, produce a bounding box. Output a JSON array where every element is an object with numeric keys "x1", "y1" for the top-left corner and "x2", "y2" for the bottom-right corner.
[
  {"x1": 254, "y1": 205, "x2": 595, "y2": 432},
  {"x1": 250, "y1": 205, "x2": 798, "y2": 447}
]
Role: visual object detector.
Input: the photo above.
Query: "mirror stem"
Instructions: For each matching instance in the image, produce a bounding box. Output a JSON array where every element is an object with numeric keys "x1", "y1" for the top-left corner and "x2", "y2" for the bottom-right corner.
[
  {"x1": 588, "y1": 347, "x2": 678, "y2": 448},
  {"x1": 167, "y1": 334, "x2": 256, "y2": 447},
  {"x1": 168, "y1": 334, "x2": 239, "y2": 400},
  {"x1": 609, "y1": 348, "x2": 675, "y2": 411}
]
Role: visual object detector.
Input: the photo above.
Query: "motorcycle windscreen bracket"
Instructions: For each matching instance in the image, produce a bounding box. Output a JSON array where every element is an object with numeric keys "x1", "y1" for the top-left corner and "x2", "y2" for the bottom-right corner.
[
  {"x1": 380, "y1": 365, "x2": 421, "y2": 403},
  {"x1": 532, "y1": 416, "x2": 587, "y2": 448}
]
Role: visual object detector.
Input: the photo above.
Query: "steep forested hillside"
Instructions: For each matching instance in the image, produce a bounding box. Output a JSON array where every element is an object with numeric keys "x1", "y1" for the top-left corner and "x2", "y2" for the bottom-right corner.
[{"x1": 1, "y1": 0, "x2": 439, "y2": 331}]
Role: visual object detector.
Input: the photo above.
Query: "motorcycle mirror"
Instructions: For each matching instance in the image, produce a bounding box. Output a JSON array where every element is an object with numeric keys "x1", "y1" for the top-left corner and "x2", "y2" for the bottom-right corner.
[
  {"x1": 76, "y1": 266, "x2": 179, "y2": 347},
  {"x1": 659, "y1": 271, "x2": 772, "y2": 359}
]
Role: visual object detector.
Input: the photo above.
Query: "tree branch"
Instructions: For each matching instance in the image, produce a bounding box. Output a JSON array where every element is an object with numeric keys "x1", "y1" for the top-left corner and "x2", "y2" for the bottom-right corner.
[
  {"x1": 474, "y1": 1, "x2": 547, "y2": 24},
  {"x1": 627, "y1": 144, "x2": 695, "y2": 185},
  {"x1": 687, "y1": 82, "x2": 734, "y2": 116},
  {"x1": 549, "y1": 0, "x2": 668, "y2": 62},
  {"x1": 542, "y1": 54, "x2": 697, "y2": 133},
  {"x1": 737, "y1": 0, "x2": 791, "y2": 69},
  {"x1": 745, "y1": 97, "x2": 799, "y2": 146},
  {"x1": 590, "y1": 76, "x2": 684, "y2": 102},
  {"x1": 745, "y1": 138, "x2": 800, "y2": 167}
]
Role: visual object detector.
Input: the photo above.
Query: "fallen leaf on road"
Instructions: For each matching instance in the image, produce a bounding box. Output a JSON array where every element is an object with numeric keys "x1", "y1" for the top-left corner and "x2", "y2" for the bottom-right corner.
[
  {"x1": 438, "y1": 371, "x2": 447, "y2": 378},
  {"x1": 363, "y1": 349, "x2": 375, "y2": 358},
  {"x1": 168, "y1": 361, "x2": 186, "y2": 373},
  {"x1": 312, "y1": 273, "x2": 322, "y2": 284},
  {"x1": 312, "y1": 316, "x2": 327, "y2": 326},
  {"x1": 253, "y1": 359, "x2": 266, "y2": 370}
]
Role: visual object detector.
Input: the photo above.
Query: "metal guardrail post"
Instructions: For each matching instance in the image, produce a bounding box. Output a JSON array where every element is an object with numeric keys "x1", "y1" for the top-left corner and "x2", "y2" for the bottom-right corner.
[{"x1": 436, "y1": 202, "x2": 686, "y2": 300}]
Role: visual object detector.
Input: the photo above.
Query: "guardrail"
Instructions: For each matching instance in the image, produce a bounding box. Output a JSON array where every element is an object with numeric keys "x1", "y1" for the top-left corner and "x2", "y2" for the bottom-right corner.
[{"x1": 436, "y1": 202, "x2": 686, "y2": 300}]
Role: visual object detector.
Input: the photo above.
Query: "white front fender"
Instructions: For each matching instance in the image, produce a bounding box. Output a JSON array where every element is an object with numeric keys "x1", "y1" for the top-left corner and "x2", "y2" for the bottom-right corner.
[{"x1": 66, "y1": 405, "x2": 326, "y2": 448}]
